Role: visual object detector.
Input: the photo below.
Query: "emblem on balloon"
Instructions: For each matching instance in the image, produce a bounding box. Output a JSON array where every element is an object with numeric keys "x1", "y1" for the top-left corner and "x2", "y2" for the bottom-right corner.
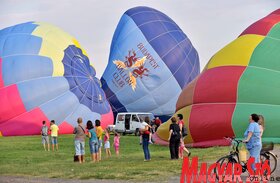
[{"x1": 113, "y1": 50, "x2": 148, "y2": 91}]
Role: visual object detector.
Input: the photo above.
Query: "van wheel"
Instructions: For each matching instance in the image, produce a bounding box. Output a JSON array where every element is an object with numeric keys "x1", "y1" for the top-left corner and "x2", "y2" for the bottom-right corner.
[
  {"x1": 122, "y1": 132, "x2": 126, "y2": 136},
  {"x1": 135, "y1": 129, "x2": 140, "y2": 136}
]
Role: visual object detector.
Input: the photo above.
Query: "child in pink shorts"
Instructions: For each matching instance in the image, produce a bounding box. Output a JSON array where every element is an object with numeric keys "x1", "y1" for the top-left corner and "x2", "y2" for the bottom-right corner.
[{"x1": 113, "y1": 132, "x2": 120, "y2": 156}]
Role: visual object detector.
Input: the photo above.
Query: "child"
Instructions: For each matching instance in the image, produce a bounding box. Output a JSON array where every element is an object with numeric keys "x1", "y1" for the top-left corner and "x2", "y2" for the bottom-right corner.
[
  {"x1": 113, "y1": 132, "x2": 120, "y2": 156},
  {"x1": 104, "y1": 128, "x2": 111, "y2": 158},
  {"x1": 41, "y1": 121, "x2": 50, "y2": 151},
  {"x1": 50, "y1": 120, "x2": 59, "y2": 151},
  {"x1": 139, "y1": 120, "x2": 153, "y2": 145},
  {"x1": 179, "y1": 138, "x2": 191, "y2": 159}
]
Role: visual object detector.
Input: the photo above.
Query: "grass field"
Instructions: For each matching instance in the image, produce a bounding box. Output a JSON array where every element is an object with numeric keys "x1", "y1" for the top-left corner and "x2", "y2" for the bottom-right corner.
[{"x1": 0, "y1": 134, "x2": 230, "y2": 182}]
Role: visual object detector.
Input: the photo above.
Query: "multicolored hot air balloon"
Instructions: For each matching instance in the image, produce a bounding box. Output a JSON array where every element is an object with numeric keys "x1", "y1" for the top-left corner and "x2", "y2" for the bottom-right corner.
[
  {"x1": 101, "y1": 6, "x2": 200, "y2": 120},
  {"x1": 155, "y1": 9, "x2": 280, "y2": 147},
  {"x1": 0, "y1": 22, "x2": 113, "y2": 136}
]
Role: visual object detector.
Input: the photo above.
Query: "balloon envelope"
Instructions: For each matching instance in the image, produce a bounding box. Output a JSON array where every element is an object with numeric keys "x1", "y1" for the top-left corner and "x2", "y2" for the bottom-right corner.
[
  {"x1": 155, "y1": 9, "x2": 280, "y2": 147},
  {"x1": 101, "y1": 6, "x2": 200, "y2": 119},
  {"x1": 0, "y1": 22, "x2": 113, "y2": 136}
]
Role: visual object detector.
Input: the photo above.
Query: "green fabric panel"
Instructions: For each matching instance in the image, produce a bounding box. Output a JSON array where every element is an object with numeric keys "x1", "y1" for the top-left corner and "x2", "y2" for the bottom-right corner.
[
  {"x1": 249, "y1": 24, "x2": 280, "y2": 71},
  {"x1": 237, "y1": 67, "x2": 280, "y2": 105},
  {"x1": 267, "y1": 22, "x2": 280, "y2": 39},
  {"x1": 232, "y1": 104, "x2": 280, "y2": 143}
]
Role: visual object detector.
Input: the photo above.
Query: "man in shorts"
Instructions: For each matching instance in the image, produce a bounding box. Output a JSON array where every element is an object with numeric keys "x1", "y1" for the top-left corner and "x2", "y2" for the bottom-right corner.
[
  {"x1": 41, "y1": 121, "x2": 50, "y2": 151},
  {"x1": 50, "y1": 120, "x2": 59, "y2": 151}
]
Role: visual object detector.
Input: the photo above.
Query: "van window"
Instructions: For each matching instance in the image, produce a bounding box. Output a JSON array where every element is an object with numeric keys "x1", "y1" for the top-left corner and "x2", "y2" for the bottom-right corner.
[
  {"x1": 118, "y1": 114, "x2": 124, "y2": 121},
  {"x1": 131, "y1": 114, "x2": 139, "y2": 122},
  {"x1": 138, "y1": 114, "x2": 155, "y2": 122}
]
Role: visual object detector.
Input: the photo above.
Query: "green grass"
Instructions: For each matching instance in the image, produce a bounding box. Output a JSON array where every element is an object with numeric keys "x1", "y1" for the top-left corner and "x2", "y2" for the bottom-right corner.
[{"x1": 0, "y1": 135, "x2": 230, "y2": 182}]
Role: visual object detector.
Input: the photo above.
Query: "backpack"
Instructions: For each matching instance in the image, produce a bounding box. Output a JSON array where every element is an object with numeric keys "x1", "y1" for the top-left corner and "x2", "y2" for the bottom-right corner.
[
  {"x1": 182, "y1": 126, "x2": 188, "y2": 137},
  {"x1": 171, "y1": 125, "x2": 181, "y2": 139},
  {"x1": 42, "y1": 126, "x2": 48, "y2": 136}
]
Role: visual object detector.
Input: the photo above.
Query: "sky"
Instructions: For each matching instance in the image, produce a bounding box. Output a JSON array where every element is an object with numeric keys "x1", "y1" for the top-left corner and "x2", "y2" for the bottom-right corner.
[{"x1": 1, "y1": 0, "x2": 279, "y2": 78}]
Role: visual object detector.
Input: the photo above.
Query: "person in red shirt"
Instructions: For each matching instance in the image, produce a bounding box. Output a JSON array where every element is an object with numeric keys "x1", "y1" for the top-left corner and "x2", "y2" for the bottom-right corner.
[
  {"x1": 177, "y1": 114, "x2": 184, "y2": 133},
  {"x1": 154, "y1": 117, "x2": 162, "y2": 132},
  {"x1": 177, "y1": 114, "x2": 191, "y2": 157}
]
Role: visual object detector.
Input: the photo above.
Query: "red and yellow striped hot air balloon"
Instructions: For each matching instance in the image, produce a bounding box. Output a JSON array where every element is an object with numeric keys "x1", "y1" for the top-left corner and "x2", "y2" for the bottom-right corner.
[{"x1": 155, "y1": 9, "x2": 280, "y2": 147}]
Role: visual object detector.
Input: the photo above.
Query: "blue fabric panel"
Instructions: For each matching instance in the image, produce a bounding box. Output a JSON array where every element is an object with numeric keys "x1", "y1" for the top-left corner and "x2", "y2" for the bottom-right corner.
[
  {"x1": 40, "y1": 91, "x2": 80, "y2": 126},
  {"x1": 17, "y1": 77, "x2": 69, "y2": 111},
  {"x1": 63, "y1": 103, "x2": 101, "y2": 127},
  {"x1": 62, "y1": 45, "x2": 110, "y2": 114},
  {"x1": 0, "y1": 34, "x2": 42, "y2": 57},
  {"x1": 0, "y1": 22, "x2": 36, "y2": 37},
  {"x1": 2, "y1": 55, "x2": 53, "y2": 86},
  {"x1": 100, "y1": 78, "x2": 127, "y2": 113}
]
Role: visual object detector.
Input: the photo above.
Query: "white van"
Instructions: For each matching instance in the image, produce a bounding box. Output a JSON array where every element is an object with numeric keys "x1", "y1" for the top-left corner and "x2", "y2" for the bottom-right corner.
[{"x1": 114, "y1": 112, "x2": 155, "y2": 135}]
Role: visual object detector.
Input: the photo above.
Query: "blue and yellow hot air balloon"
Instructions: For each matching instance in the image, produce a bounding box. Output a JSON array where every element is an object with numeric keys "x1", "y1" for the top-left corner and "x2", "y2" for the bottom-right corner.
[
  {"x1": 101, "y1": 7, "x2": 200, "y2": 119},
  {"x1": 0, "y1": 22, "x2": 113, "y2": 136}
]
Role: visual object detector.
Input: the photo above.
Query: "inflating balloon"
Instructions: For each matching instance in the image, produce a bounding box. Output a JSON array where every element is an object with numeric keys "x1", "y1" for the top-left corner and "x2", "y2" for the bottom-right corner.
[
  {"x1": 0, "y1": 22, "x2": 113, "y2": 136},
  {"x1": 155, "y1": 9, "x2": 280, "y2": 147},
  {"x1": 101, "y1": 6, "x2": 200, "y2": 119}
]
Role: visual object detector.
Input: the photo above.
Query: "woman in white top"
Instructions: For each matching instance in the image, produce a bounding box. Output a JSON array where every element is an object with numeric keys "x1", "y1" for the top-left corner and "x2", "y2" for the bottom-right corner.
[{"x1": 258, "y1": 115, "x2": 265, "y2": 137}]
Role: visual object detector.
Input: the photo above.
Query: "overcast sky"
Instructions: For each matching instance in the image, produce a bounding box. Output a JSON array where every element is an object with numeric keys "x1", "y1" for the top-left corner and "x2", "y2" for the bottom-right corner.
[{"x1": 1, "y1": 0, "x2": 279, "y2": 78}]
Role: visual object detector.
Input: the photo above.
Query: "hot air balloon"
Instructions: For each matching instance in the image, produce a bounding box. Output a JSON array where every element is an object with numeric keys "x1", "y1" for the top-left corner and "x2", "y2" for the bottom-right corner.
[
  {"x1": 101, "y1": 6, "x2": 200, "y2": 120},
  {"x1": 0, "y1": 22, "x2": 113, "y2": 136},
  {"x1": 155, "y1": 9, "x2": 280, "y2": 147}
]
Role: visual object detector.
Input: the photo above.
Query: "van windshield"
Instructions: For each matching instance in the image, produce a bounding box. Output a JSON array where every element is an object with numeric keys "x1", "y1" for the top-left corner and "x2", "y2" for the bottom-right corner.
[{"x1": 138, "y1": 114, "x2": 155, "y2": 122}]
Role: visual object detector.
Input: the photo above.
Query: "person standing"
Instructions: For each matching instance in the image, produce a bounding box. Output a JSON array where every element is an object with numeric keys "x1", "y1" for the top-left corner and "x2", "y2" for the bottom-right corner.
[
  {"x1": 142, "y1": 117, "x2": 151, "y2": 161},
  {"x1": 73, "y1": 117, "x2": 86, "y2": 163},
  {"x1": 168, "y1": 117, "x2": 181, "y2": 160},
  {"x1": 258, "y1": 115, "x2": 265, "y2": 137},
  {"x1": 50, "y1": 120, "x2": 59, "y2": 151},
  {"x1": 95, "y1": 119, "x2": 103, "y2": 161},
  {"x1": 243, "y1": 114, "x2": 262, "y2": 171},
  {"x1": 86, "y1": 120, "x2": 98, "y2": 163},
  {"x1": 104, "y1": 128, "x2": 111, "y2": 158},
  {"x1": 41, "y1": 121, "x2": 50, "y2": 151},
  {"x1": 154, "y1": 117, "x2": 162, "y2": 132},
  {"x1": 113, "y1": 132, "x2": 120, "y2": 156}
]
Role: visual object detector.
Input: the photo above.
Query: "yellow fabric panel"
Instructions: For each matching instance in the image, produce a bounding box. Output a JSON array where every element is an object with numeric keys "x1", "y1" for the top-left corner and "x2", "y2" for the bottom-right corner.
[
  {"x1": 207, "y1": 35, "x2": 264, "y2": 69},
  {"x1": 156, "y1": 106, "x2": 193, "y2": 144},
  {"x1": 32, "y1": 22, "x2": 77, "y2": 76},
  {"x1": 0, "y1": 131, "x2": 2, "y2": 137}
]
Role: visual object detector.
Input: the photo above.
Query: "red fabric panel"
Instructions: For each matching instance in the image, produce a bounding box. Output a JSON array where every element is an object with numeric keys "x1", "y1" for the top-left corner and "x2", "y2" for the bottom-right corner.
[
  {"x1": 192, "y1": 139, "x2": 231, "y2": 148},
  {"x1": 189, "y1": 104, "x2": 235, "y2": 143},
  {"x1": 0, "y1": 84, "x2": 26, "y2": 124},
  {"x1": 0, "y1": 107, "x2": 50, "y2": 136},
  {"x1": 0, "y1": 58, "x2": 3, "y2": 88},
  {"x1": 193, "y1": 66, "x2": 245, "y2": 104},
  {"x1": 100, "y1": 108, "x2": 114, "y2": 129},
  {"x1": 58, "y1": 122, "x2": 74, "y2": 134},
  {"x1": 176, "y1": 77, "x2": 198, "y2": 111},
  {"x1": 240, "y1": 13, "x2": 280, "y2": 36}
]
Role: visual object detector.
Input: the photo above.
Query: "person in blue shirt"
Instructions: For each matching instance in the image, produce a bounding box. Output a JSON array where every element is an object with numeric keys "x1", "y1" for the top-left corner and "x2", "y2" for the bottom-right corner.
[{"x1": 243, "y1": 113, "x2": 262, "y2": 171}]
